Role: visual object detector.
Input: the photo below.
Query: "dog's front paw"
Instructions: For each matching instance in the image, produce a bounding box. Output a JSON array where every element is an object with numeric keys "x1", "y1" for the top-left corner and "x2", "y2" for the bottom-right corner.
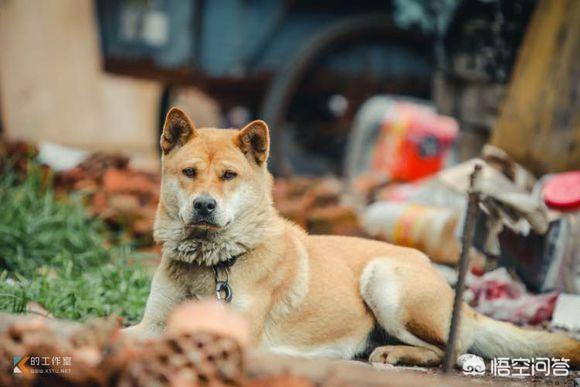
[{"x1": 123, "y1": 323, "x2": 163, "y2": 341}]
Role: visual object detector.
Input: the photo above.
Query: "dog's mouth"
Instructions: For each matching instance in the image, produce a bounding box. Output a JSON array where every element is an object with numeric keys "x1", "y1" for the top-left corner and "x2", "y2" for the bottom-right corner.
[
  {"x1": 185, "y1": 220, "x2": 231, "y2": 239},
  {"x1": 189, "y1": 220, "x2": 222, "y2": 229}
]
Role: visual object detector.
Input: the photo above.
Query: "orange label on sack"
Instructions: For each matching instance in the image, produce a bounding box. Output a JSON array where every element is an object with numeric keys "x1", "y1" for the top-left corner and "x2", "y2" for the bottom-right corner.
[{"x1": 392, "y1": 204, "x2": 428, "y2": 247}]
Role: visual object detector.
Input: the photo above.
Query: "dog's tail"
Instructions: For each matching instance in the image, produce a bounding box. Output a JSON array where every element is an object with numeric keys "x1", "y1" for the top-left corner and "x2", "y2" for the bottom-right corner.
[{"x1": 469, "y1": 312, "x2": 580, "y2": 366}]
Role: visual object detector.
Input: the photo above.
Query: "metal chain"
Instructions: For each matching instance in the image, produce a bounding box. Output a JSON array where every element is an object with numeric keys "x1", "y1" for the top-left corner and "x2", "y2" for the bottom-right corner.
[{"x1": 212, "y1": 264, "x2": 233, "y2": 303}]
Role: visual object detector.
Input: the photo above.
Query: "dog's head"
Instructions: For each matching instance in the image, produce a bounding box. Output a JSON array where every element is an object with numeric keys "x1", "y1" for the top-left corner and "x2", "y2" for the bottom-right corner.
[{"x1": 156, "y1": 108, "x2": 272, "y2": 244}]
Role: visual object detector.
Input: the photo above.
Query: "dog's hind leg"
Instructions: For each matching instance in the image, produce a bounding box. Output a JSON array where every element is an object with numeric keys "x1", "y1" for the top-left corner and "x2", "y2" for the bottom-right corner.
[{"x1": 359, "y1": 257, "x2": 476, "y2": 366}]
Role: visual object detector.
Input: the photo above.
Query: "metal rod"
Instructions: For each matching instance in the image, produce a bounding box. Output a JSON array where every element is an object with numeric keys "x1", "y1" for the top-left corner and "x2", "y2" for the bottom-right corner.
[{"x1": 443, "y1": 163, "x2": 482, "y2": 373}]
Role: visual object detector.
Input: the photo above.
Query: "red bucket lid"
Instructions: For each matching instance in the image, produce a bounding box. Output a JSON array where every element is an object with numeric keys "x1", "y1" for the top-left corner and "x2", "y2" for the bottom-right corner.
[{"x1": 543, "y1": 171, "x2": 580, "y2": 210}]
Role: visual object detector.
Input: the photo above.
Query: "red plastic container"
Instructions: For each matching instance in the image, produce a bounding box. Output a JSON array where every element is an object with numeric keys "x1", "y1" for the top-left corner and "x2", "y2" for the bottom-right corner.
[
  {"x1": 543, "y1": 171, "x2": 580, "y2": 210},
  {"x1": 371, "y1": 102, "x2": 458, "y2": 181}
]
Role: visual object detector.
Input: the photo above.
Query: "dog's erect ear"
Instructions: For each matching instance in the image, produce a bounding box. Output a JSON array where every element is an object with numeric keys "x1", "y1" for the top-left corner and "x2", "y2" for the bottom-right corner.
[
  {"x1": 237, "y1": 120, "x2": 270, "y2": 165},
  {"x1": 161, "y1": 108, "x2": 196, "y2": 154}
]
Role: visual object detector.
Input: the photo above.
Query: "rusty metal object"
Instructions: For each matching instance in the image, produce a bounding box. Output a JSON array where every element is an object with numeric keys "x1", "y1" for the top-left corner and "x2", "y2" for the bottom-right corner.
[{"x1": 443, "y1": 163, "x2": 482, "y2": 373}]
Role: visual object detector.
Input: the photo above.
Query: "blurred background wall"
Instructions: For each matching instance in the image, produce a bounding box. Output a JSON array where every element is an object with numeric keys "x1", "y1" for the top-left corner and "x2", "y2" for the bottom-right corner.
[
  {"x1": 1, "y1": 0, "x2": 577, "y2": 175},
  {"x1": 0, "y1": 0, "x2": 161, "y2": 170}
]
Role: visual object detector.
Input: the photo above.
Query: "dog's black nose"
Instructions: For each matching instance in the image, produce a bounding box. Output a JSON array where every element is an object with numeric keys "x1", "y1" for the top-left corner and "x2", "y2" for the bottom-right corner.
[{"x1": 193, "y1": 196, "x2": 217, "y2": 216}]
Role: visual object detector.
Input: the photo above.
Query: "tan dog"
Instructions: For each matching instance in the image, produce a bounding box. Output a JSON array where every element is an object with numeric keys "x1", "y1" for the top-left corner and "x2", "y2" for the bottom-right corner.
[{"x1": 126, "y1": 107, "x2": 580, "y2": 367}]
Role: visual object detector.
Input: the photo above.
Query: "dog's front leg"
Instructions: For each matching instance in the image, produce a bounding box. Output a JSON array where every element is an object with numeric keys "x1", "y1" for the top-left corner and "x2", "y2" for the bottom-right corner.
[{"x1": 124, "y1": 266, "x2": 185, "y2": 340}]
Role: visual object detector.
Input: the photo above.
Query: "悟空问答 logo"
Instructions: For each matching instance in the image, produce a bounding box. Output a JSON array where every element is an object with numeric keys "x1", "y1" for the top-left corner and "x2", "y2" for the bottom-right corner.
[{"x1": 459, "y1": 354, "x2": 486, "y2": 376}]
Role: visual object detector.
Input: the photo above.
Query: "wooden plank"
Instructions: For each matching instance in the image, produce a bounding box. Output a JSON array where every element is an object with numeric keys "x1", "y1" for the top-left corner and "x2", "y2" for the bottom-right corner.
[{"x1": 491, "y1": 0, "x2": 580, "y2": 174}]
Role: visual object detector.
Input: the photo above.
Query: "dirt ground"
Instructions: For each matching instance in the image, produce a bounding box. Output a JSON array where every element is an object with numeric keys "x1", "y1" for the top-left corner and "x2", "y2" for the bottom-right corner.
[{"x1": 379, "y1": 363, "x2": 580, "y2": 386}]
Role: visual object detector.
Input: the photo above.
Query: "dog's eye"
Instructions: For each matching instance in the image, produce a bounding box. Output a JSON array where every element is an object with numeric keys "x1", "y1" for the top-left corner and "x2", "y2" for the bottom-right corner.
[
  {"x1": 182, "y1": 168, "x2": 196, "y2": 178},
  {"x1": 222, "y1": 170, "x2": 237, "y2": 180}
]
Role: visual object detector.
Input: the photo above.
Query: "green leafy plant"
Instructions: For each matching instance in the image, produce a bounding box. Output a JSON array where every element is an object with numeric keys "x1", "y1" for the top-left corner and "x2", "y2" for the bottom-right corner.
[{"x1": 0, "y1": 160, "x2": 151, "y2": 323}]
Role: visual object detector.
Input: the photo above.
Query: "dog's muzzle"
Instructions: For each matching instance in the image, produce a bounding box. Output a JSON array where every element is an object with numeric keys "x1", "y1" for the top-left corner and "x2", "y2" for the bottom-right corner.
[{"x1": 190, "y1": 195, "x2": 220, "y2": 227}]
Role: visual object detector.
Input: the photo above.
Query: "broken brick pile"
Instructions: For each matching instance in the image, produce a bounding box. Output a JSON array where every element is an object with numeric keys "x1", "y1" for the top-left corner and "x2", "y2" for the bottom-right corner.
[
  {"x1": 0, "y1": 303, "x2": 314, "y2": 387},
  {"x1": 54, "y1": 153, "x2": 161, "y2": 245},
  {"x1": 273, "y1": 177, "x2": 364, "y2": 236},
  {"x1": 0, "y1": 141, "x2": 42, "y2": 175}
]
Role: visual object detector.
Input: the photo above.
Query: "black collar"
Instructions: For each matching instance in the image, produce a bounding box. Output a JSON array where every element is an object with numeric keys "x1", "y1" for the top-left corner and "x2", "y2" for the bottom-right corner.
[{"x1": 213, "y1": 252, "x2": 243, "y2": 271}]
